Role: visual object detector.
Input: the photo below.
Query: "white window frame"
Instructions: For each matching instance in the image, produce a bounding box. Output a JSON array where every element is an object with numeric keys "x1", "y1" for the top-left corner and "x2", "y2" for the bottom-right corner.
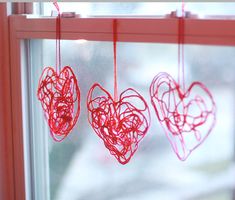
[{"x1": 2, "y1": 7, "x2": 235, "y2": 200}]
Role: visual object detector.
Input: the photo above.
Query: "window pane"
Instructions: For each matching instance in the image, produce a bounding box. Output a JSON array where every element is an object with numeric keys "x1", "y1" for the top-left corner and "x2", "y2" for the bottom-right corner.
[
  {"x1": 24, "y1": 39, "x2": 235, "y2": 200},
  {"x1": 41, "y1": 2, "x2": 235, "y2": 17}
]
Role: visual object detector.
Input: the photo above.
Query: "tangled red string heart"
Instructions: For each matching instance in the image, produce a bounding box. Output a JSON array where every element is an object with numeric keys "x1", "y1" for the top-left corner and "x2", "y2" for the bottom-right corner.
[
  {"x1": 150, "y1": 72, "x2": 216, "y2": 160},
  {"x1": 37, "y1": 66, "x2": 80, "y2": 142},
  {"x1": 87, "y1": 83, "x2": 150, "y2": 164}
]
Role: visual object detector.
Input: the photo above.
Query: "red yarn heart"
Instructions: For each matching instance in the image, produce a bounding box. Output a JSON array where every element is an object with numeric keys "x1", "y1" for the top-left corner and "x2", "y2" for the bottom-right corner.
[
  {"x1": 37, "y1": 66, "x2": 80, "y2": 142},
  {"x1": 150, "y1": 72, "x2": 216, "y2": 160},
  {"x1": 87, "y1": 83, "x2": 150, "y2": 164}
]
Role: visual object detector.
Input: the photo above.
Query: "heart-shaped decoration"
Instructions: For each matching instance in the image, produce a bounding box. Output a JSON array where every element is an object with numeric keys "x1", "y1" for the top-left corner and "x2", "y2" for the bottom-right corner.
[
  {"x1": 150, "y1": 72, "x2": 216, "y2": 160},
  {"x1": 87, "y1": 83, "x2": 150, "y2": 164},
  {"x1": 37, "y1": 66, "x2": 80, "y2": 142}
]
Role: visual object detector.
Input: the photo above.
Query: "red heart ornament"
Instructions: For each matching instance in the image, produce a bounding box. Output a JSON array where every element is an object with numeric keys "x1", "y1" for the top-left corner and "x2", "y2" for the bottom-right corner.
[
  {"x1": 150, "y1": 72, "x2": 216, "y2": 160},
  {"x1": 37, "y1": 66, "x2": 80, "y2": 142},
  {"x1": 87, "y1": 83, "x2": 150, "y2": 164}
]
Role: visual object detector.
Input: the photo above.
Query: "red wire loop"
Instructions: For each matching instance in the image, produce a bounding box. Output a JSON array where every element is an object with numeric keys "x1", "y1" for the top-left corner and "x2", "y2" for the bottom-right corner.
[
  {"x1": 150, "y1": 72, "x2": 216, "y2": 160},
  {"x1": 37, "y1": 66, "x2": 81, "y2": 142},
  {"x1": 87, "y1": 83, "x2": 150, "y2": 164}
]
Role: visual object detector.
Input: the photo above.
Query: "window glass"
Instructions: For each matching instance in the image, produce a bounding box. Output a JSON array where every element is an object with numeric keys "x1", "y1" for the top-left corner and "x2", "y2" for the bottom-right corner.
[
  {"x1": 25, "y1": 39, "x2": 235, "y2": 200},
  {"x1": 41, "y1": 2, "x2": 235, "y2": 18}
]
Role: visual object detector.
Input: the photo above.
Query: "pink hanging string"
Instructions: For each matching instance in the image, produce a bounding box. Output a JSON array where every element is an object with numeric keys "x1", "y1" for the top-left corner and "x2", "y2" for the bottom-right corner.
[
  {"x1": 87, "y1": 19, "x2": 150, "y2": 164},
  {"x1": 37, "y1": 2, "x2": 81, "y2": 142},
  {"x1": 149, "y1": 2, "x2": 216, "y2": 160}
]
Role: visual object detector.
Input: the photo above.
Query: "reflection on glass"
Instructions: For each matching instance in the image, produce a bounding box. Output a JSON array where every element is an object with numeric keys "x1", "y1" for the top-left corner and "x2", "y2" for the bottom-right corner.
[{"x1": 26, "y1": 38, "x2": 235, "y2": 200}]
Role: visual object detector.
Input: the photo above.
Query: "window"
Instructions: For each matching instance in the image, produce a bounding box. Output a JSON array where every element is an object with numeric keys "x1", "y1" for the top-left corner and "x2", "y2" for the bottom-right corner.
[
  {"x1": 24, "y1": 40, "x2": 235, "y2": 200},
  {"x1": 6, "y1": 2, "x2": 235, "y2": 200}
]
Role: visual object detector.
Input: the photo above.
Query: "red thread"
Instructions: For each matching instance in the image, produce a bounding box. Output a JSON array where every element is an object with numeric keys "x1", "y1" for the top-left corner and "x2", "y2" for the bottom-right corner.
[
  {"x1": 178, "y1": 1, "x2": 185, "y2": 91},
  {"x1": 87, "y1": 20, "x2": 150, "y2": 164},
  {"x1": 37, "y1": 3, "x2": 80, "y2": 142},
  {"x1": 113, "y1": 19, "x2": 118, "y2": 102},
  {"x1": 87, "y1": 83, "x2": 150, "y2": 164},
  {"x1": 150, "y1": 2, "x2": 216, "y2": 160},
  {"x1": 37, "y1": 66, "x2": 80, "y2": 142},
  {"x1": 56, "y1": 13, "x2": 61, "y2": 73},
  {"x1": 53, "y1": 2, "x2": 60, "y2": 13},
  {"x1": 54, "y1": 2, "x2": 61, "y2": 73}
]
